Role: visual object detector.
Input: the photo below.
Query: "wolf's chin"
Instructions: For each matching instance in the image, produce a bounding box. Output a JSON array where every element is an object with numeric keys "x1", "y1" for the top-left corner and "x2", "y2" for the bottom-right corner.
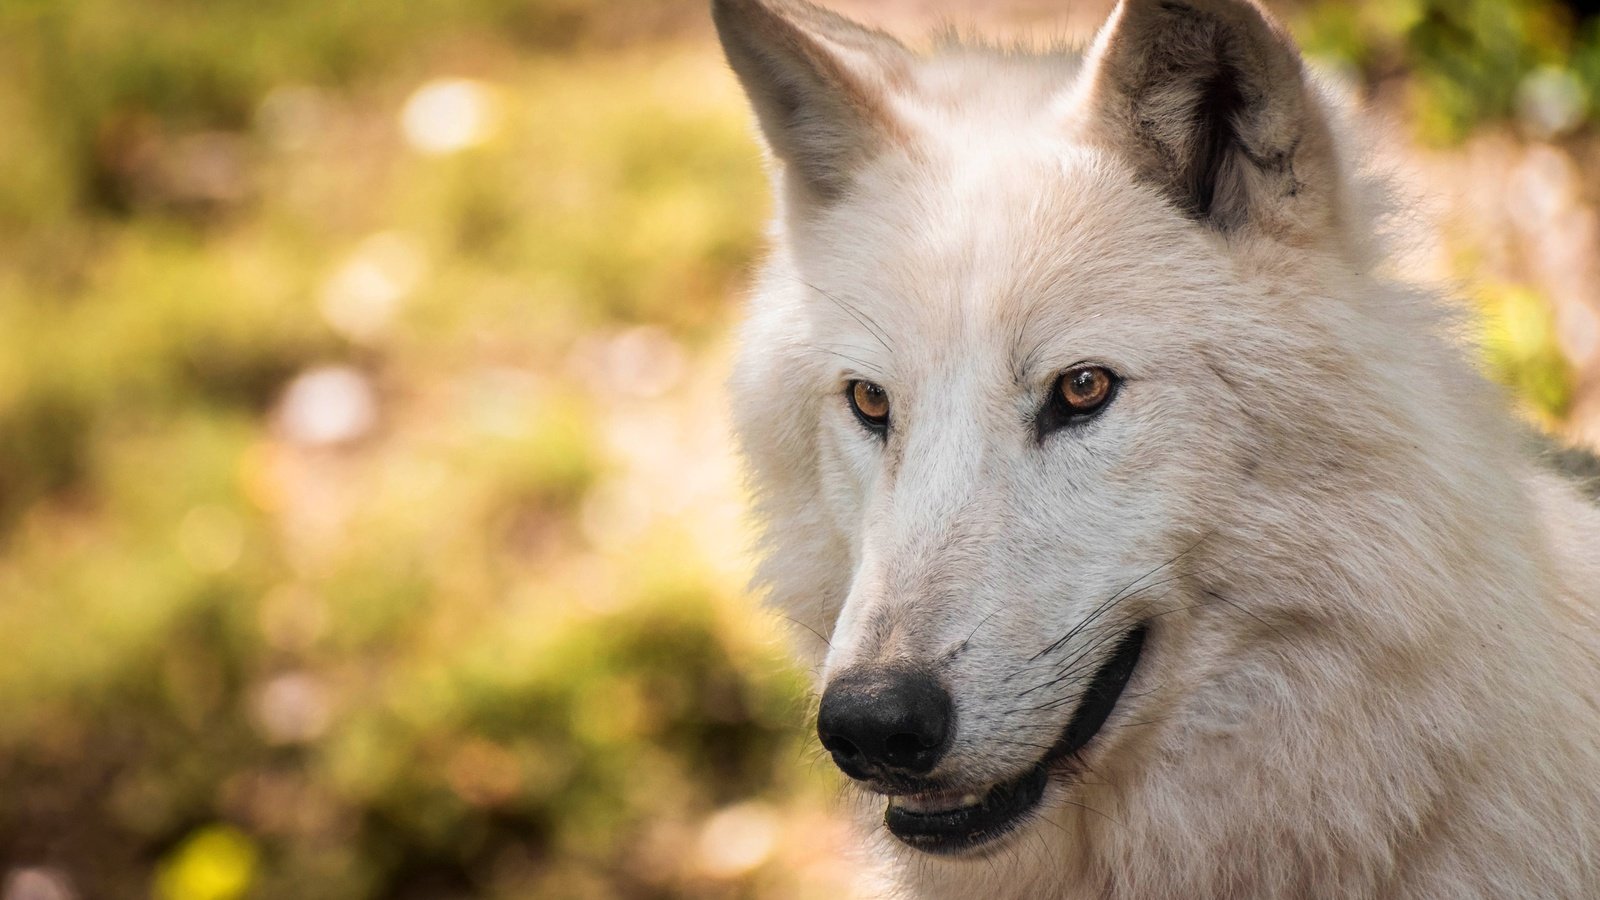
[{"x1": 883, "y1": 625, "x2": 1148, "y2": 856}]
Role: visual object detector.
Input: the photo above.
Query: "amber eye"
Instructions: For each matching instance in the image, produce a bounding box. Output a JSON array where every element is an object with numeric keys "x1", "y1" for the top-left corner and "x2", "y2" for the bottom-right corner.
[
  {"x1": 847, "y1": 380, "x2": 891, "y2": 434},
  {"x1": 1059, "y1": 366, "x2": 1114, "y2": 413},
  {"x1": 1037, "y1": 365, "x2": 1119, "y2": 439}
]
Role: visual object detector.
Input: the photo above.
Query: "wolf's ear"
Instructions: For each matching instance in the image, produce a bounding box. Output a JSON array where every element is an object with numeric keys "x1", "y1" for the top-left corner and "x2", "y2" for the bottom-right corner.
[
  {"x1": 1078, "y1": 0, "x2": 1338, "y2": 235},
  {"x1": 712, "y1": 0, "x2": 910, "y2": 203}
]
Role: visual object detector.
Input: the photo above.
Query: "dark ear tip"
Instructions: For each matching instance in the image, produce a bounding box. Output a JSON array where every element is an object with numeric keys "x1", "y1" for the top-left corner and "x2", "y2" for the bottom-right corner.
[
  {"x1": 1111, "y1": 0, "x2": 1300, "y2": 76},
  {"x1": 713, "y1": 0, "x2": 809, "y2": 54},
  {"x1": 710, "y1": 0, "x2": 765, "y2": 32},
  {"x1": 1135, "y1": 0, "x2": 1270, "y2": 14},
  {"x1": 710, "y1": 0, "x2": 777, "y2": 60},
  {"x1": 1120, "y1": 0, "x2": 1284, "y2": 33},
  {"x1": 709, "y1": 0, "x2": 745, "y2": 25}
]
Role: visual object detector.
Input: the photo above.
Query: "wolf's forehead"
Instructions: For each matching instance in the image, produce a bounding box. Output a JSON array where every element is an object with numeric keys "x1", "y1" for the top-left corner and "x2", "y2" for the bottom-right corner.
[
  {"x1": 800, "y1": 159, "x2": 1222, "y2": 390},
  {"x1": 851, "y1": 138, "x2": 1173, "y2": 275},
  {"x1": 901, "y1": 41, "x2": 1089, "y2": 121},
  {"x1": 804, "y1": 151, "x2": 1197, "y2": 360}
]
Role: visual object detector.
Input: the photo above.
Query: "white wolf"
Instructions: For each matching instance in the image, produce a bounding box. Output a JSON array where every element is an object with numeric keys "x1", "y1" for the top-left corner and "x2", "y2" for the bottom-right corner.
[{"x1": 713, "y1": 0, "x2": 1600, "y2": 896}]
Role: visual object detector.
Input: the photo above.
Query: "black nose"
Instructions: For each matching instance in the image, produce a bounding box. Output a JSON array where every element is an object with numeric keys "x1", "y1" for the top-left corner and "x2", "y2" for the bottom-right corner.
[{"x1": 817, "y1": 666, "x2": 952, "y2": 779}]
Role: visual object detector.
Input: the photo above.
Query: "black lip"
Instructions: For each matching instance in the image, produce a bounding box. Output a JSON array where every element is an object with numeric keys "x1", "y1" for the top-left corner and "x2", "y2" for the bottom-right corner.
[
  {"x1": 1051, "y1": 623, "x2": 1148, "y2": 759},
  {"x1": 884, "y1": 625, "x2": 1147, "y2": 856},
  {"x1": 885, "y1": 765, "x2": 1049, "y2": 855}
]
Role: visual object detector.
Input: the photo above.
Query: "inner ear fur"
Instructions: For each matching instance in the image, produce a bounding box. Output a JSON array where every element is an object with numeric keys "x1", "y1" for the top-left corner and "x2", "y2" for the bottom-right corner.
[
  {"x1": 1080, "y1": 0, "x2": 1340, "y2": 236},
  {"x1": 712, "y1": 0, "x2": 910, "y2": 203}
]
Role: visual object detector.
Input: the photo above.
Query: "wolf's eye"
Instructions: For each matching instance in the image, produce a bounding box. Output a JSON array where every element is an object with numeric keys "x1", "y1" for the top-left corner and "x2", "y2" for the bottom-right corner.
[
  {"x1": 1038, "y1": 365, "x2": 1119, "y2": 438},
  {"x1": 847, "y1": 380, "x2": 890, "y2": 435},
  {"x1": 1060, "y1": 366, "x2": 1114, "y2": 412}
]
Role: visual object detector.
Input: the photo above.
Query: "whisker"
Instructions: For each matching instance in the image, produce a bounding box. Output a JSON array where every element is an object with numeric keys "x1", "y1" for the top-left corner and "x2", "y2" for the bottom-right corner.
[
  {"x1": 780, "y1": 614, "x2": 833, "y2": 649},
  {"x1": 1202, "y1": 588, "x2": 1294, "y2": 644},
  {"x1": 800, "y1": 279, "x2": 895, "y2": 354},
  {"x1": 1024, "y1": 532, "x2": 1215, "y2": 664},
  {"x1": 802, "y1": 343, "x2": 883, "y2": 375},
  {"x1": 989, "y1": 738, "x2": 1058, "y2": 753},
  {"x1": 1012, "y1": 594, "x2": 1172, "y2": 700},
  {"x1": 953, "y1": 606, "x2": 1004, "y2": 659},
  {"x1": 1054, "y1": 796, "x2": 1123, "y2": 830}
]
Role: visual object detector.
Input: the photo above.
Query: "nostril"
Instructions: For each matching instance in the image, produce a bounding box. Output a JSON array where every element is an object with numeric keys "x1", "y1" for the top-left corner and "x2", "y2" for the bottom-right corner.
[
  {"x1": 821, "y1": 734, "x2": 860, "y2": 759},
  {"x1": 883, "y1": 732, "x2": 932, "y2": 766}
]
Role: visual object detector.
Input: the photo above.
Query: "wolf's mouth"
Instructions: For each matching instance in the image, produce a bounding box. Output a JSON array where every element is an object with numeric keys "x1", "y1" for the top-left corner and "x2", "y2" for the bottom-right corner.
[{"x1": 883, "y1": 624, "x2": 1147, "y2": 856}]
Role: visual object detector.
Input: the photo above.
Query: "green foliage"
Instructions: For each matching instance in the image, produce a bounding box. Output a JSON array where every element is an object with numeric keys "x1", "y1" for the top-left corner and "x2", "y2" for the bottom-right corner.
[{"x1": 1295, "y1": 0, "x2": 1591, "y2": 142}]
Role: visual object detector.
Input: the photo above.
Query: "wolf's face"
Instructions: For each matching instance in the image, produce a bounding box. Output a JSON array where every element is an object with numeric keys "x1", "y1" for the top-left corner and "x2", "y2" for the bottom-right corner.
[
  {"x1": 786, "y1": 161, "x2": 1254, "y2": 853},
  {"x1": 719, "y1": 0, "x2": 1351, "y2": 857}
]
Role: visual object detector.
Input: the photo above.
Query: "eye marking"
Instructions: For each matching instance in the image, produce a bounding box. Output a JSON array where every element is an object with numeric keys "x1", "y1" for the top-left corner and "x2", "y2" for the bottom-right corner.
[
  {"x1": 847, "y1": 379, "x2": 891, "y2": 437},
  {"x1": 1037, "y1": 365, "x2": 1120, "y2": 439}
]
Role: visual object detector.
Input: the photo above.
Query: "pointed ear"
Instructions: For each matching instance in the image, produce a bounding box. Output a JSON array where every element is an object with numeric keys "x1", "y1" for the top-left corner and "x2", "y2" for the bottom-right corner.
[
  {"x1": 712, "y1": 0, "x2": 910, "y2": 203},
  {"x1": 1078, "y1": 0, "x2": 1339, "y2": 236}
]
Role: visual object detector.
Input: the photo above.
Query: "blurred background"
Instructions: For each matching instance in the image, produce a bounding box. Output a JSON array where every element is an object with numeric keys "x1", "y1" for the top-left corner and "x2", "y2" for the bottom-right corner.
[{"x1": 2, "y1": 0, "x2": 1600, "y2": 897}]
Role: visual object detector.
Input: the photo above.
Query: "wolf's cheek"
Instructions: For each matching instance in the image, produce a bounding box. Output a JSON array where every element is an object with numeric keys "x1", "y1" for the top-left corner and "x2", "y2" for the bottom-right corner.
[{"x1": 814, "y1": 415, "x2": 885, "y2": 550}]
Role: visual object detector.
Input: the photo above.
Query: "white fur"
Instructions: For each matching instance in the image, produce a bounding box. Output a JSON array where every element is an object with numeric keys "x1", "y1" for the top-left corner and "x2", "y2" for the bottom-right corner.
[{"x1": 718, "y1": 1, "x2": 1600, "y2": 896}]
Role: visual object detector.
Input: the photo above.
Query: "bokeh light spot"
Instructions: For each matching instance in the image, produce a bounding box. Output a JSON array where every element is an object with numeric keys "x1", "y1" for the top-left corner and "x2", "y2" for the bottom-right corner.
[
  {"x1": 275, "y1": 366, "x2": 378, "y2": 447},
  {"x1": 695, "y1": 802, "x2": 779, "y2": 879},
  {"x1": 400, "y1": 78, "x2": 502, "y2": 156},
  {"x1": 2, "y1": 869, "x2": 76, "y2": 900},
  {"x1": 154, "y1": 826, "x2": 258, "y2": 900}
]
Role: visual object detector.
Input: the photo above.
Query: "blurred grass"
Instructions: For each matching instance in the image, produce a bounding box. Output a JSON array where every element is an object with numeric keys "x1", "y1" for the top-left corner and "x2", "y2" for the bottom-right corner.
[
  {"x1": 0, "y1": 1, "x2": 848, "y2": 898},
  {"x1": 0, "y1": 0, "x2": 1591, "y2": 898}
]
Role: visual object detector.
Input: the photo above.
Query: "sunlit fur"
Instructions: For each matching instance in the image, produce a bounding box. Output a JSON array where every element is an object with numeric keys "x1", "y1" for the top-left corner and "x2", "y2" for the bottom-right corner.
[{"x1": 717, "y1": 0, "x2": 1600, "y2": 896}]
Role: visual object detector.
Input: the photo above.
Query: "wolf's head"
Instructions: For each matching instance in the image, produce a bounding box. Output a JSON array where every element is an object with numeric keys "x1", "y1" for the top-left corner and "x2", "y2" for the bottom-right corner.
[{"x1": 716, "y1": 0, "x2": 1528, "y2": 869}]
